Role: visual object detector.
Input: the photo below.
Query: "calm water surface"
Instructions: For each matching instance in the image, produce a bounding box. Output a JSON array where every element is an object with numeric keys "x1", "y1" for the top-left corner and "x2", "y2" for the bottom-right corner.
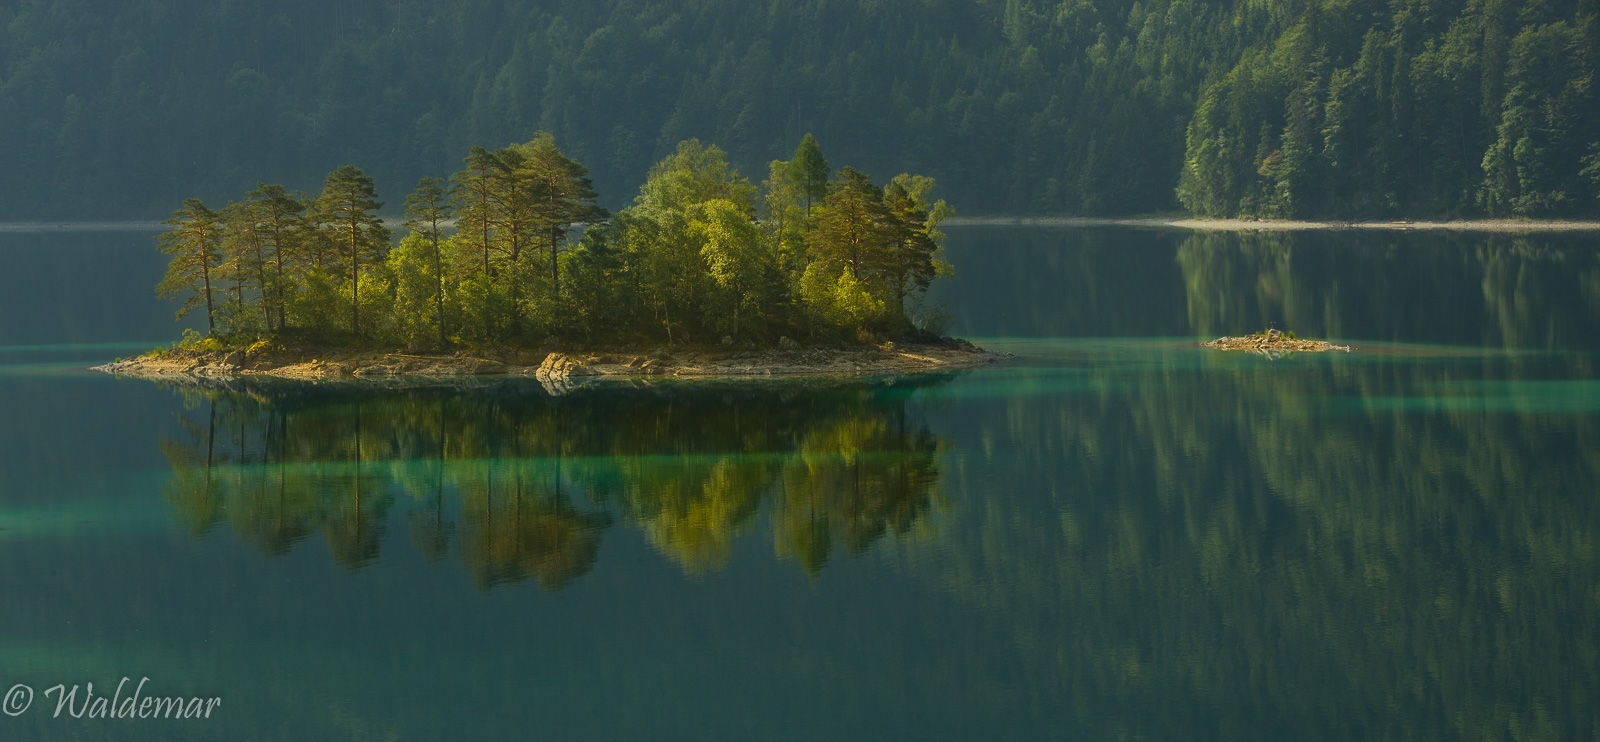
[{"x1": 2, "y1": 227, "x2": 1598, "y2": 740}]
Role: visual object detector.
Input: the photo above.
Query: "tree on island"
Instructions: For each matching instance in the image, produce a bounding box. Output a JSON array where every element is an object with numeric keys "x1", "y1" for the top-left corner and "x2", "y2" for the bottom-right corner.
[
  {"x1": 402, "y1": 177, "x2": 452, "y2": 346},
  {"x1": 156, "y1": 198, "x2": 224, "y2": 333},
  {"x1": 882, "y1": 174, "x2": 952, "y2": 324},
  {"x1": 524, "y1": 132, "x2": 608, "y2": 301},
  {"x1": 451, "y1": 147, "x2": 503, "y2": 338},
  {"x1": 810, "y1": 167, "x2": 888, "y2": 282},
  {"x1": 312, "y1": 166, "x2": 390, "y2": 336},
  {"x1": 245, "y1": 183, "x2": 307, "y2": 332},
  {"x1": 154, "y1": 133, "x2": 952, "y2": 349},
  {"x1": 788, "y1": 133, "x2": 830, "y2": 220}
]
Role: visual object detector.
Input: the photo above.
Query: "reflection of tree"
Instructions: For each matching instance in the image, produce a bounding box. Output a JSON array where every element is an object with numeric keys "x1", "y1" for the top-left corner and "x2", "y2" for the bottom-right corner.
[
  {"x1": 1175, "y1": 231, "x2": 1600, "y2": 347},
  {"x1": 912, "y1": 346, "x2": 1600, "y2": 739},
  {"x1": 774, "y1": 414, "x2": 943, "y2": 577},
  {"x1": 455, "y1": 462, "x2": 610, "y2": 590},
  {"x1": 158, "y1": 377, "x2": 955, "y2": 588},
  {"x1": 622, "y1": 458, "x2": 769, "y2": 573}
]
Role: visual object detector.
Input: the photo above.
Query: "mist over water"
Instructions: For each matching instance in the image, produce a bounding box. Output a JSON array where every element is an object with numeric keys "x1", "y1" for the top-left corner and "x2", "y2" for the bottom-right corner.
[{"x1": 2, "y1": 227, "x2": 1597, "y2": 740}]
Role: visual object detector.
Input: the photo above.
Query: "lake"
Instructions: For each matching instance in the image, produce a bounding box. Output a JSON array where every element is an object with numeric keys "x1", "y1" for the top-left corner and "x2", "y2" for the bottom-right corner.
[{"x1": 2, "y1": 226, "x2": 1598, "y2": 740}]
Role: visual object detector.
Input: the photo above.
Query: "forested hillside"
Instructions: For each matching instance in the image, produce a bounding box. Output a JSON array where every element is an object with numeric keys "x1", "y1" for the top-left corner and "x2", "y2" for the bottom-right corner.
[{"x1": 2, "y1": 0, "x2": 1597, "y2": 219}]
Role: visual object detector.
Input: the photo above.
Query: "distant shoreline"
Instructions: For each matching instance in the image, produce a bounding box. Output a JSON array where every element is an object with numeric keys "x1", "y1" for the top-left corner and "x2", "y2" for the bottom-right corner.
[
  {"x1": 0, "y1": 221, "x2": 164, "y2": 232},
  {"x1": 9, "y1": 216, "x2": 1600, "y2": 234},
  {"x1": 945, "y1": 216, "x2": 1600, "y2": 232}
]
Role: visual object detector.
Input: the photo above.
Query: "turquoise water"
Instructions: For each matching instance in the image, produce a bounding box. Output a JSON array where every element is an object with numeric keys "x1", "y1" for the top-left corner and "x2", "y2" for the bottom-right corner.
[{"x1": 2, "y1": 228, "x2": 1599, "y2": 739}]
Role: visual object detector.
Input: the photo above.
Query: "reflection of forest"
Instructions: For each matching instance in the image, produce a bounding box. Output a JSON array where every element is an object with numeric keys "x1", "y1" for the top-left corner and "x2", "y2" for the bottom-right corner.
[
  {"x1": 942, "y1": 228, "x2": 1600, "y2": 347},
  {"x1": 1176, "y1": 232, "x2": 1600, "y2": 347},
  {"x1": 918, "y1": 351, "x2": 1600, "y2": 739},
  {"x1": 160, "y1": 379, "x2": 949, "y2": 589}
]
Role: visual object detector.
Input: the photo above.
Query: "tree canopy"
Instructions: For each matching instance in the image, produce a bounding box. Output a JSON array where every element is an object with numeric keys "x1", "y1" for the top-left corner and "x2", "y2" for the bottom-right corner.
[{"x1": 157, "y1": 134, "x2": 953, "y2": 348}]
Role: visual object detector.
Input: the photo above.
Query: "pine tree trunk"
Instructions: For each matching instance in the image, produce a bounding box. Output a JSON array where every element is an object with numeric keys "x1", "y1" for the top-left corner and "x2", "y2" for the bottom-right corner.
[
  {"x1": 272, "y1": 223, "x2": 287, "y2": 330},
  {"x1": 254, "y1": 234, "x2": 272, "y2": 332},
  {"x1": 550, "y1": 225, "x2": 560, "y2": 300},
  {"x1": 201, "y1": 250, "x2": 215, "y2": 333},
  {"x1": 350, "y1": 215, "x2": 360, "y2": 335},
  {"x1": 432, "y1": 228, "x2": 445, "y2": 347}
]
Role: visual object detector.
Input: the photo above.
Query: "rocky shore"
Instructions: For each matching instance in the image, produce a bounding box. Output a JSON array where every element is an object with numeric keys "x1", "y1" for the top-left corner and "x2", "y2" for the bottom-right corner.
[
  {"x1": 1201, "y1": 335, "x2": 1352, "y2": 353},
  {"x1": 92, "y1": 337, "x2": 1012, "y2": 388}
]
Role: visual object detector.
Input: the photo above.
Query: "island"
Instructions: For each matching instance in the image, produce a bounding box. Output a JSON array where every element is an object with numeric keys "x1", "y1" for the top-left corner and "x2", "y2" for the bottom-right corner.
[
  {"x1": 93, "y1": 337, "x2": 1001, "y2": 385},
  {"x1": 100, "y1": 134, "x2": 1010, "y2": 382},
  {"x1": 1202, "y1": 328, "x2": 1351, "y2": 353}
]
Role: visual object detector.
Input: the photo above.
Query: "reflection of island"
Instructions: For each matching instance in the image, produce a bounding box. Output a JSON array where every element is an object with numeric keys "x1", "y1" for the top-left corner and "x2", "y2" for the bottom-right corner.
[{"x1": 158, "y1": 378, "x2": 953, "y2": 589}]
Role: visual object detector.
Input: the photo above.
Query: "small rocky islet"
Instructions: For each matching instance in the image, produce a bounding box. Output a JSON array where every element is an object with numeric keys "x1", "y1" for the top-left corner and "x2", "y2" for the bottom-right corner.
[{"x1": 1201, "y1": 329, "x2": 1351, "y2": 353}]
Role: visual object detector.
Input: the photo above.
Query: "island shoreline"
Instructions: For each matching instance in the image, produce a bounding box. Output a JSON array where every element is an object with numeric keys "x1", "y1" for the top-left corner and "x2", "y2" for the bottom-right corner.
[
  {"x1": 92, "y1": 339, "x2": 1013, "y2": 384},
  {"x1": 11, "y1": 216, "x2": 1600, "y2": 234}
]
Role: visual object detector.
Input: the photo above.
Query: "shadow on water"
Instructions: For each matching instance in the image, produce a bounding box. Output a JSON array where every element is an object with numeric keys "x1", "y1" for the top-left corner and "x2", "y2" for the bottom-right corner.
[{"x1": 156, "y1": 376, "x2": 957, "y2": 589}]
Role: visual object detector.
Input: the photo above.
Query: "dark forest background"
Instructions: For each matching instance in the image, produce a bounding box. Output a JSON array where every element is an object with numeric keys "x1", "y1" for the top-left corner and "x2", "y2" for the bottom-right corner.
[{"x1": 3, "y1": 0, "x2": 1597, "y2": 220}]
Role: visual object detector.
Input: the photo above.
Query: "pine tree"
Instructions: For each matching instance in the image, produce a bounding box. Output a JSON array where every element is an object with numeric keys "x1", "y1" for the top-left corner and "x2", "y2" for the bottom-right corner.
[
  {"x1": 313, "y1": 166, "x2": 390, "y2": 335},
  {"x1": 220, "y1": 200, "x2": 272, "y2": 333},
  {"x1": 452, "y1": 147, "x2": 503, "y2": 336},
  {"x1": 809, "y1": 167, "x2": 887, "y2": 283},
  {"x1": 881, "y1": 182, "x2": 941, "y2": 324},
  {"x1": 404, "y1": 177, "x2": 452, "y2": 346},
  {"x1": 787, "y1": 133, "x2": 830, "y2": 219},
  {"x1": 156, "y1": 198, "x2": 225, "y2": 333},
  {"x1": 524, "y1": 133, "x2": 607, "y2": 301},
  {"x1": 246, "y1": 183, "x2": 306, "y2": 331}
]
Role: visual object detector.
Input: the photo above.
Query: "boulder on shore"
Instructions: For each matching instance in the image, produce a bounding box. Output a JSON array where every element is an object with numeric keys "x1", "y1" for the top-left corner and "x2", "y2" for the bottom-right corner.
[{"x1": 535, "y1": 353, "x2": 597, "y2": 381}]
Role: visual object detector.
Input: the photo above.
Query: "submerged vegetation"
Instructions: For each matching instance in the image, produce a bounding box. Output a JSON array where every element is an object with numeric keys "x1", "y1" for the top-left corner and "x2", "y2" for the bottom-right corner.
[{"x1": 156, "y1": 134, "x2": 951, "y2": 350}]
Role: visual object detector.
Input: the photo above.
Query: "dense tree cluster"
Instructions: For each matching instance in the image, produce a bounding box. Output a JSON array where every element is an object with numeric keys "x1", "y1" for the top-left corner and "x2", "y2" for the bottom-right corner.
[
  {"x1": 1178, "y1": 0, "x2": 1600, "y2": 218},
  {"x1": 7, "y1": 0, "x2": 1597, "y2": 221},
  {"x1": 157, "y1": 134, "x2": 951, "y2": 347}
]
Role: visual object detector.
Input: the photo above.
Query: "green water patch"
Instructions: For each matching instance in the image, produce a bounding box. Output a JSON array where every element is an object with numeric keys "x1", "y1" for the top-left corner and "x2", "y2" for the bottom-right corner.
[
  {"x1": 0, "y1": 496, "x2": 170, "y2": 542},
  {"x1": 1340, "y1": 379, "x2": 1600, "y2": 414}
]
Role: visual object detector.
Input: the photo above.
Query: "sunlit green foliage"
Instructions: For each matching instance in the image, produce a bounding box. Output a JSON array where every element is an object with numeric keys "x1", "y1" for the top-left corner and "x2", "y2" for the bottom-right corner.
[{"x1": 161, "y1": 134, "x2": 951, "y2": 347}]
